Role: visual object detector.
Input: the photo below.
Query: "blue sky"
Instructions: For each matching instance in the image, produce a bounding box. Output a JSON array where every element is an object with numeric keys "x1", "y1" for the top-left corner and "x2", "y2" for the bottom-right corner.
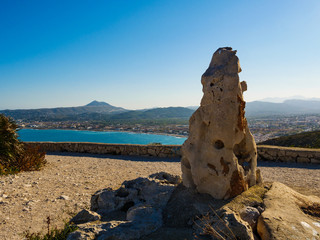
[{"x1": 1, "y1": 0, "x2": 320, "y2": 110}]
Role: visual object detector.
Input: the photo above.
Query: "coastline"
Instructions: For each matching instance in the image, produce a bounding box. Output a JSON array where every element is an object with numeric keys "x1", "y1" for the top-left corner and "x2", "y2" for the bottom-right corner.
[{"x1": 20, "y1": 127, "x2": 188, "y2": 138}]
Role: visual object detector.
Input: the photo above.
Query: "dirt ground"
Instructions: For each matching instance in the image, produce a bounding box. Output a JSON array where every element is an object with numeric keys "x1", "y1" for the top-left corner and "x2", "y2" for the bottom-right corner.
[{"x1": 0, "y1": 153, "x2": 319, "y2": 240}]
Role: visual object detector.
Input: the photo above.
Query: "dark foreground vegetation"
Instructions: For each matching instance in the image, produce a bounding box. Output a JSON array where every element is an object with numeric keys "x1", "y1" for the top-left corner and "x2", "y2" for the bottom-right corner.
[
  {"x1": 0, "y1": 114, "x2": 46, "y2": 174},
  {"x1": 24, "y1": 219, "x2": 77, "y2": 240},
  {"x1": 259, "y1": 130, "x2": 320, "y2": 148}
]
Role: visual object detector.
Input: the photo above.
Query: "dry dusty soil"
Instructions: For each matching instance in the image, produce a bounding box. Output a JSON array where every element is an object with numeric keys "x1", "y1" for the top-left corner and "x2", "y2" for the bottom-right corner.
[{"x1": 0, "y1": 153, "x2": 319, "y2": 239}]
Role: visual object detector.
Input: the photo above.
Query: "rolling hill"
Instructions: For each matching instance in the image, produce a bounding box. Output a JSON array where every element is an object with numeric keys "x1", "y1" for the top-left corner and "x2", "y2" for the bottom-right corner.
[{"x1": 259, "y1": 130, "x2": 320, "y2": 148}]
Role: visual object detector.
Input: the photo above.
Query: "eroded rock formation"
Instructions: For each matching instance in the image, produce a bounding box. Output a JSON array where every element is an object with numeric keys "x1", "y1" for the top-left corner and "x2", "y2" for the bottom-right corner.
[
  {"x1": 68, "y1": 176, "x2": 320, "y2": 240},
  {"x1": 181, "y1": 47, "x2": 261, "y2": 199}
]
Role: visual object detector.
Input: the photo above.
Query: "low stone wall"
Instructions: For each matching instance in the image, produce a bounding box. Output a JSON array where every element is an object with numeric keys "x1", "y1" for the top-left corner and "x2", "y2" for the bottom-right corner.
[
  {"x1": 24, "y1": 142, "x2": 182, "y2": 158},
  {"x1": 257, "y1": 145, "x2": 320, "y2": 164},
  {"x1": 24, "y1": 142, "x2": 320, "y2": 164}
]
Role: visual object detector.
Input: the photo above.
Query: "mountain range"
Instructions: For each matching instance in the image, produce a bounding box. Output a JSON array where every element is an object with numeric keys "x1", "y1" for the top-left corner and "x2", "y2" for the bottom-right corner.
[
  {"x1": 0, "y1": 101, "x2": 126, "y2": 121},
  {"x1": 245, "y1": 99, "x2": 320, "y2": 116},
  {"x1": 258, "y1": 96, "x2": 320, "y2": 103},
  {"x1": 1, "y1": 99, "x2": 320, "y2": 121},
  {"x1": 0, "y1": 101, "x2": 194, "y2": 122},
  {"x1": 189, "y1": 99, "x2": 320, "y2": 116}
]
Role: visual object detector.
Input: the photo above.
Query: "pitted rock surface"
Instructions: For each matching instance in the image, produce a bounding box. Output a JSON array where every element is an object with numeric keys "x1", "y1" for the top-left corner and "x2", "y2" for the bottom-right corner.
[
  {"x1": 68, "y1": 172, "x2": 181, "y2": 240},
  {"x1": 181, "y1": 47, "x2": 261, "y2": 199},
  {"x1": 68, "y1": 176, "x2": 320, "y2": 240}
]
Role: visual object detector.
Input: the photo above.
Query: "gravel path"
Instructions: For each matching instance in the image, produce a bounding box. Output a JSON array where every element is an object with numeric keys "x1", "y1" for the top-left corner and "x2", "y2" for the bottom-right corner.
[{"x1": 0, "y1": 153, "x2": 319, "y2": 239}]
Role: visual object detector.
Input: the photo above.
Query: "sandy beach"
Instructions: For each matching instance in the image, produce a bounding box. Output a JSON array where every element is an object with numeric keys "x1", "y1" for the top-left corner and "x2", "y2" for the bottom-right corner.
[{"x1": 0, "y1": 153, "x2": 319, "y2": 239}]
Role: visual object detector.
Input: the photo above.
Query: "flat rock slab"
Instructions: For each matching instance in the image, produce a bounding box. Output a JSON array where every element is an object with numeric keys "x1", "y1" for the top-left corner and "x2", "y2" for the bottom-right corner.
[{"x1": 258, "y1": 182, "x2": 320, "y2": 240}]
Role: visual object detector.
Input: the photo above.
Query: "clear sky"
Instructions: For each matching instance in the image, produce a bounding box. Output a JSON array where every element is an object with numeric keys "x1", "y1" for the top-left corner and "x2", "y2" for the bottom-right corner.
[{"x1": 1, "y1": 0, "x2": 320, "y2": 110}]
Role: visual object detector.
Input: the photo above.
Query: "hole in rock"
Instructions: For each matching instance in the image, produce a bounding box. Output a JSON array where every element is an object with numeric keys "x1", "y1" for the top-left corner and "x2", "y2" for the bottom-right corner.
[
  {"x1": 301, "y1": 205, "x2": 320, "y2": 219},
  {"x1": 214, "y1": 140, "x2": 224, "y2": 149},
  {"x1": 241, "y1": 161, "x2": 250, "y2": 173},
  {"x1": 115, "y1": 188, "x2": 129, "y2": 198},
  {"x1": 220, "y1": 157, "x2": 230, "y2": 176},
  {"x1": 120, "y1": 201, "x2": 135, "y2": 212},
  {"x1": 210, "y1": 83, "x2": 214, "y2": 87},
  {"x1": 207, "y1": 163, "x2": 218, "y2": 175}
]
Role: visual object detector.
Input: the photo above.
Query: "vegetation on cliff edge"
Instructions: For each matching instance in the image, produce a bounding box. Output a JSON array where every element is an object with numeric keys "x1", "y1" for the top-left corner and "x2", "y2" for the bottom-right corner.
[{"x1": 259, "y1": 130, "x2": 320, "y2": 148}]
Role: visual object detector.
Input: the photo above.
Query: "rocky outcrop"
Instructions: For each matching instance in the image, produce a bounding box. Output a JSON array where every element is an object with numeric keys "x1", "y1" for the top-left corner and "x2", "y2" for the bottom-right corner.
[
  {"x1": 67, "y1": 172, "x2": 183, "y2": 240},
  {"x1": 68, "y1": 174, "x2": 320, "y2": 240},
  {"x1": 181, "y1": 47, "x2": 261, "y2": 199}
]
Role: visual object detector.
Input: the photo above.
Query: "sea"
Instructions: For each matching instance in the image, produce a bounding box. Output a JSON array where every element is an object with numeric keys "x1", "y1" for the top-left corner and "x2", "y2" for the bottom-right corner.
[{"x1": 18, "y1": 129, "x2": 187, "y2": 145}]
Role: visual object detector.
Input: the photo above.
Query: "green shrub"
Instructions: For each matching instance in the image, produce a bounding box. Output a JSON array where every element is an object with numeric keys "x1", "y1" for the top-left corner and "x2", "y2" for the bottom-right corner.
[
  {"x1": 24, "y1": 219, "x2": 77, "y2": 240},
  {"x1": 0, "y1": 114, "x2": 46, "y2": 174}
]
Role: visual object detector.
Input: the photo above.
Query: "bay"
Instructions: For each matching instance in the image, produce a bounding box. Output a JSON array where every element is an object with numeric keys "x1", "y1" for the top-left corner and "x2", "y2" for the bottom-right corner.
[{"x1": 18, "y1": 129, "x2": 186, "y2": 145}]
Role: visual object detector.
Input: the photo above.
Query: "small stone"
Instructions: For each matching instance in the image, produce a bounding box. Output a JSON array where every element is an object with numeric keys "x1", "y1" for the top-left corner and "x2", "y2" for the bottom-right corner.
[
  {"x1": 26, "y1": 200, "x2": 35, "y2": 206},
  {"x1": 22, "y1": 207, "x2": 29, "y2": 212},
  {"x1": 239, "y1": 206, "x2": 260, "y2": 230},
  {"x1": 70, "y1": 209, "x2": 101, "y2": 224},
  {"x1": 58, "y1": 195, "x2": 70, "y2": 200}
]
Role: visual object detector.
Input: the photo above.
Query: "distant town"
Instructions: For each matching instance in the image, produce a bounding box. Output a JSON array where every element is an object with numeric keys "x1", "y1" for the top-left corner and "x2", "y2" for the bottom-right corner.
[
  {"x1": 15, "y1": 113, "x2": 320, "y2": 143},
  {"x1": 247, "y1": 114, "x2": 320, "y2": 142},
  {"x1": 16, "y1": 119, "x2": 189, "y2": 137}
]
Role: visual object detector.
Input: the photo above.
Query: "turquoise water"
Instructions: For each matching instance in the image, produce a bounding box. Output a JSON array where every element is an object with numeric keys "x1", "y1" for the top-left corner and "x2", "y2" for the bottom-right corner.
[{"x1": 18, "y1": 129, "x2": 186, "y2": 145}]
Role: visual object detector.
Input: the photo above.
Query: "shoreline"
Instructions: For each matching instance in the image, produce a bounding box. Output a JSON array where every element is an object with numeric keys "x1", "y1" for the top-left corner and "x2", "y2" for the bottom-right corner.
[{"x1": 20, "y1": 127, "x2": 188, "y2": 139}]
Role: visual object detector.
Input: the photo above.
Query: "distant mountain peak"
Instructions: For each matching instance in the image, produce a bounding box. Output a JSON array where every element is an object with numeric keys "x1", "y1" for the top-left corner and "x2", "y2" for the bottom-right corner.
[
  {"x1": 86, "y1": 101, "x2": 111, "y2": 107},
  {"x1": 257, "y1": 96, "x2": 320, "y2": 103}
]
